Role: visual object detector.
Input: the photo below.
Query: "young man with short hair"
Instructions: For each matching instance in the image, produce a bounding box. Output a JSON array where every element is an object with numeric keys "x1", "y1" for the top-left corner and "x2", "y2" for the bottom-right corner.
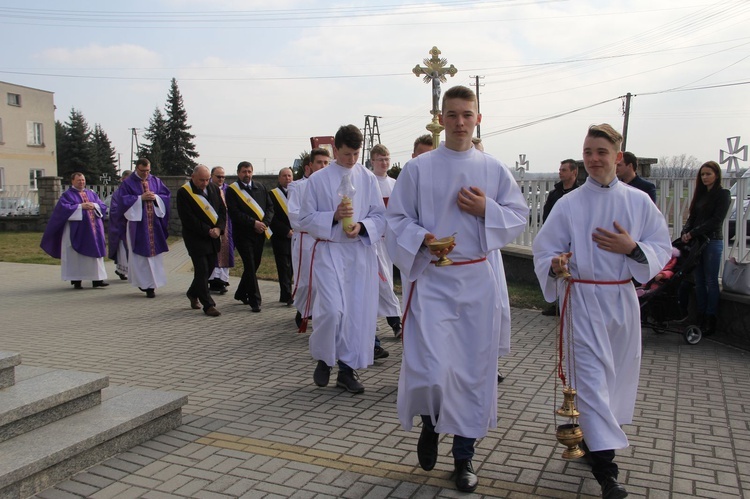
[
  {"x1": 288, "y1": 147, "x2": 330, "y2": 329},
  {"x1": 532, "y1": 124, "x2": 671, "y2": 499},
  {"x1": 412, "y1": 134, "x2": 433, "y2": 157},
  {"x1": 370, "y1": 143, "x2": 402, "y2": 340},
  {"x1": 386, "y1": 86, "x2": 528, "y2": 492},
  {"x1": 299, "y1": 126, "x2": 386, "y2": 394}
]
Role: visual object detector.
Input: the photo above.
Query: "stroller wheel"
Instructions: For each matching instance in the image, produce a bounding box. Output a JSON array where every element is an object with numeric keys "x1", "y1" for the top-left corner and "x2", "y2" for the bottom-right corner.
[{"x1": 684, "y1": 325, "x2": 702, "y2": 345}]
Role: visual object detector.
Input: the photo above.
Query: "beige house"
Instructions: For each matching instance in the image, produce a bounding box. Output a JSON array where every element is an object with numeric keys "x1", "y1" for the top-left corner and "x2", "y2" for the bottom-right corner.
[{"x1": 0, "y1": 81, "x2": 57, "y2": 199}]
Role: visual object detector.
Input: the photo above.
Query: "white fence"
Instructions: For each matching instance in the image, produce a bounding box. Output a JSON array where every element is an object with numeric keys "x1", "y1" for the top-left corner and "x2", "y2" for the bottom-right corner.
[
  {"x1": 0, "y1": 186, "x2": 39, "y2": 216},
  {"x1": 513, "y1": 175, "x2": 750, "y2": 264}
]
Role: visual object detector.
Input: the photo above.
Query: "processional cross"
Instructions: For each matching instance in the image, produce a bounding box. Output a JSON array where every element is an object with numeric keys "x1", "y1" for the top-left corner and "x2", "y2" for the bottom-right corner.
[{"x1": 412, "y1": 46, "x2": 458, "y2": 149}]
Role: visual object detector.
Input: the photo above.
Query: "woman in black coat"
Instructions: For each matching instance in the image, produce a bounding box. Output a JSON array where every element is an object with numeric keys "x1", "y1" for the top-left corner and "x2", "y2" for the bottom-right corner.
[{"x1": 680, "y1": 160, "x2": 731, "y2": 335}]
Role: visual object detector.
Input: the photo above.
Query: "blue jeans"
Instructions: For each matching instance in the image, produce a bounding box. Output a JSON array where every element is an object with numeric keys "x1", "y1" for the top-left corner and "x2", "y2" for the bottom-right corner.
[{"x1": 694, "y1": 239, "x2": 723, "y2": 315}]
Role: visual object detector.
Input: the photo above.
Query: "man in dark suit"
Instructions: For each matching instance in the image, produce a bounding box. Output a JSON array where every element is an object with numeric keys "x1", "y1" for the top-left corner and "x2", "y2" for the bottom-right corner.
[
  {"x1": 616, "y1": 151, "x2": 657, "y2": 203},
  {"x1": 226, "y1": 161, "x2": 274, "y2": 313},
  {"x1": 269, "y1": 167, "x2": 294, "y2": 306},
  {"x1": 176, "y1": 165, "x2": 226, "y2": 317}
]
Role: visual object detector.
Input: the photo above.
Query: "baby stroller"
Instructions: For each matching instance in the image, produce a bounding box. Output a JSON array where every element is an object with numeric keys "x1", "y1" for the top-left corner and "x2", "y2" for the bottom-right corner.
[{"x1": 639, "y1": 236, "x2": 709, "y2": 345}]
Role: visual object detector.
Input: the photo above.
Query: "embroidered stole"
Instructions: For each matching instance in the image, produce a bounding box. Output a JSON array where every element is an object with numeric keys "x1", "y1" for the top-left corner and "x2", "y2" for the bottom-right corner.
[
  {"x1": 181, "y1": 183, "x2": 218, "y2": 225},
  {"x1": 229, "y1": 182, "x2": 272, "y2": 239},
  {"x1": 271, "y1": 187, "x2": 289, "y2": 217}
]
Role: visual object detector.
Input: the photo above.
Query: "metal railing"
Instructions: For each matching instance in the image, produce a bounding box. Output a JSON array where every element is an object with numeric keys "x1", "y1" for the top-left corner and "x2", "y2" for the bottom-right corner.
[
  {"x1": 0, "y1": 185, "x2": 39, "y2": 216},
  {"x1": 513, "y1": 176, "x2": 749, "y2": 263}
]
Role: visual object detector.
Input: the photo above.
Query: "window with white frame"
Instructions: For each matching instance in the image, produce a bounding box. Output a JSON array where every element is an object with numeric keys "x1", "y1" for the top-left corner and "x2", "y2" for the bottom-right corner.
[
  {"x1": 7, "y1": 93, "x2": 21, "y2": 106},
  {"x1": 26, "y1": 121, "x2": 44, "y2": 146},
  {"x1": 29, "y1": 169, "x2": 44, "y2": 190}
]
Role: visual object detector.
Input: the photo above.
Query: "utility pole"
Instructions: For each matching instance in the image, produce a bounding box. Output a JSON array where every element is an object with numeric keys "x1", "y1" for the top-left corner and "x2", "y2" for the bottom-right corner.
[
  {"x1": 362, "y1": 115, "x2": 382, "y2": 167},
  {"x1": 129, "y1": 128, "x2": 140, "y2": 168},
  {"x1": 470, "y1": 75, "x2": 485, "y2": 138},
  {"x1": 621, "y1": 92, "x2": 632, "y2": 151}
]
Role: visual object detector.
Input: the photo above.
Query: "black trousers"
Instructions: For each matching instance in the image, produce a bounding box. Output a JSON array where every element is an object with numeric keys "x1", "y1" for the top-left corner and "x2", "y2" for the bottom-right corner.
[
  {"x1": 273, "y1": 248, "x2": 293, "y2": 301},
  {"x1": 420, "y1": 415, "x2": 475, "y2": 461},
  {"x1": 582, "y1": 440, "x2": 618, "y2": 483},
  {"x1": 188, "y1": 252, "x2": 216, "y2": 310},
  {"x1": 235, "y1": 240, "x2": 261, "y2": 308}
]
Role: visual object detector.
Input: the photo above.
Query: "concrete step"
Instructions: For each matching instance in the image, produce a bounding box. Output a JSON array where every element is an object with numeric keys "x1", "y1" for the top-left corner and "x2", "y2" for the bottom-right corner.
[
  {"x1": 0, "y1": 352, "x2": 21, "y2": 390},
  {"x1": 0, "y1": 366, "x2": 109, "y2": 443},
  {"x1": 0, "y1": 385, "x2": 187, "y2": 498}
]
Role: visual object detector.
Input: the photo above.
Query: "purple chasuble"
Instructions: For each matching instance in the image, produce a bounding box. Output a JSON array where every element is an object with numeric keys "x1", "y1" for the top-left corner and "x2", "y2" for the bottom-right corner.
[
  {"x1": 40, "y1": 187, "x2": 107, "y2": 259},
  {"x1": 113, "y1": 173, "x2": 170, "y2": 258}
]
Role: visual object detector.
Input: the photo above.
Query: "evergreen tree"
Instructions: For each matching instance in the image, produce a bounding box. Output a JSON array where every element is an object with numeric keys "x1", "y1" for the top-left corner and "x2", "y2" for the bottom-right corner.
[
  {"x1": 57, "y1": 108, "x2": 94, "y2": 180},
  {"x1": 162, "y1": 78, "x2": 198, "y2": 176},
  {"x1": 139, "y1": 107, "x2": 168, "y2": 176},
  {"x1": 90, "y1": 124, "x2": 118, "y2": 183}
]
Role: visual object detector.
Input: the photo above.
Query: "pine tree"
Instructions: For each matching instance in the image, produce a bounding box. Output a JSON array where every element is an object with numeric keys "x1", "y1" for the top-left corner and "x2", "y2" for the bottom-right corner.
[
  {"x1": 140, "y1": 107, "x2": 168, "y2": 176},
  {"x1": 90, "y1": 124, "x2": 118, "y2": 183},
  {"x1": 162, "y1": 78, "x2": 198, "y2": 176},
  {"x1": 57, "y1": 108, "x2": 94, "y2": 180}
]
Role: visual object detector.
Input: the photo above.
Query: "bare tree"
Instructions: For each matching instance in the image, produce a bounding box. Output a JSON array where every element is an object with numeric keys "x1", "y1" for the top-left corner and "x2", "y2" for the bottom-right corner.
[{"x1": 653, "y1": 154, "x2": 700, "y2": 178}]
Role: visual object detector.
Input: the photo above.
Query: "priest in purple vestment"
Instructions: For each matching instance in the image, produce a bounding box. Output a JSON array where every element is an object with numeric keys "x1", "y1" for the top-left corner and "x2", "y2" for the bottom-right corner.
[
  {"x1": 40, "y1": 172, "x2": 109, "y2": 289},
  {"x1": 110, "y1": 158, "x2": 170, "y2": 298}
]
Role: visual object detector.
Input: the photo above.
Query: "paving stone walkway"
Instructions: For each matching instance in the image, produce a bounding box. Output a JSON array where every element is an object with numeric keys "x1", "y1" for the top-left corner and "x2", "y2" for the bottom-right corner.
[{"x1": 1, "y1": 242, "x2": 748, "y2": 498}]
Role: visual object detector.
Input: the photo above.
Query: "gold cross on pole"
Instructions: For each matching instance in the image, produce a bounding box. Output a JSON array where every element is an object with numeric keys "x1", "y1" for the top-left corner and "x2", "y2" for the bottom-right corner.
[{"x1": 412, "y1": 46, "x2": 458, "y2": 149}]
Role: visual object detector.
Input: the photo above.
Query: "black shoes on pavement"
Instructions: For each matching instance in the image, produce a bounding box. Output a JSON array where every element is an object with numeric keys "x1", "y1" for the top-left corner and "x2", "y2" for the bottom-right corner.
[
  {"x1": 93, "y1": 280, "x2": 109, "y2": 288},
  {"x1": 336, "y1": 369, "x2": 364, "y2": 393},
  {"x1": 600, "y1": 476, "x2": 628, "y2": 499},
  {"x1": 417, "y1": 424, "x2": 439, "y2": 471},
  {"x1": 453, "y1": 459, "x2": 478, "y2": 493},
  {"x1": 313, "y1": 361, "x2": 331, "y2": 387},
  {"x1": 374, "y1": 345, "x2": 389, "y2": 359}
]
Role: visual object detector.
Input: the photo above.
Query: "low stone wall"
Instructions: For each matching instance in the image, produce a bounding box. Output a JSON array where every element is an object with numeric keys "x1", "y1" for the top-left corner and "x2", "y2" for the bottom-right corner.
[{"x1": 0, "y1": 216, "x2": 46, "y2": 232}]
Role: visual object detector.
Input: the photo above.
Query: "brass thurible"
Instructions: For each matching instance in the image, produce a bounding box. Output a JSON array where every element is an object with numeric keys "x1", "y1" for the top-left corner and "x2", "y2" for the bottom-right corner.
[{"x1": 555, "y1": 386, "x2": 585, "y2": 459}]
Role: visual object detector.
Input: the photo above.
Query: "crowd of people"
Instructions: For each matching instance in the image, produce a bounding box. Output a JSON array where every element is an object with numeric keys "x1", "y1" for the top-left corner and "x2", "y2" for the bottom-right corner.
[{"x1": 41, "y1": 85, "x2": 736, "y2": 499}]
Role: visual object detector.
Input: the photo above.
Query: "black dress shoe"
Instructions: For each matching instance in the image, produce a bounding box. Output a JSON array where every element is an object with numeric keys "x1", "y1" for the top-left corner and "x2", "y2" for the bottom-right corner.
[
  {"x1": 115, "y1": 270, "x2": 128, "y2": 280},
  {"x1": 145, "y1": 288, "x2": 155, "y2": 298},
  {"x1": 251, "y1": 306, "x2": 261, "y2": 313},
  {"x1": 313, "y1": 360, "x2": 331, "y2": 387},
  {"x1": 93, "y1": 280, "x2": 109, "y2": 288},
  {"x1": 71, "y1": 280, "x2": 82, "y2": 289},
  {"x1": 497, "y1": 370, "x2": 505, "y2": 383},
  {"x1": 453, "y1": 459, "x2": 478, "y2": 493},
  {"x1": 235, "y1": 296, "x2": 250, "y2": 305},
  {"x1": 417, "y1": 424, "x2": 439, "y2": 471},
  {"x1": 600, "y1": 476, "x2": 628, "y2": 499}
]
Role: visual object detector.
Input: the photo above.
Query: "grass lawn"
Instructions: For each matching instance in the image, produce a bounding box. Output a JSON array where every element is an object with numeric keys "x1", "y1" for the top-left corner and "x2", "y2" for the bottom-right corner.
[
  {"x1": 0, "y1": 232, "x2": 181, "y2": 265},
  {"x1": 0, "y1": 232, "x2": 546, "y2": 310}
]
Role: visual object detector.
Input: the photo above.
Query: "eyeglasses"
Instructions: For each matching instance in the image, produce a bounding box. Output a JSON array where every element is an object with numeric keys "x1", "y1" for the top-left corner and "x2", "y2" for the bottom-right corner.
[{"x1": 214, "y1": 175, "x2": 226, "y2": 179}]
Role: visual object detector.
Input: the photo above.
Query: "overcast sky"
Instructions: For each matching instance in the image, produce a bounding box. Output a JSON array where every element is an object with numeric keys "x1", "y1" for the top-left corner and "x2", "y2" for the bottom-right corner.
[{"x1": 2, "y1": 0, "x2": 749, "y2": 175}]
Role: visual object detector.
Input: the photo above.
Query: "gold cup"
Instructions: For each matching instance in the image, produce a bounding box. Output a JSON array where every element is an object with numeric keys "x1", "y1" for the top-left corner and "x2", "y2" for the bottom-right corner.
[
  {"x1": 556, "y1": 423, "x2": 585, "y2": 459},
  {"x1": 427, "y1": 235, "x2": 455, "y2": 267}
]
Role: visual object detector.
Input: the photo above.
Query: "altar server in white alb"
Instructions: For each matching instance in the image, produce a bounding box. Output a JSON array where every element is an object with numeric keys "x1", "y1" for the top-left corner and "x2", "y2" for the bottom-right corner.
[
  {"x1": 288, "y1": 147, "x2": 330, "y2": 330},
  {"x1": 298, "y1": 125, "x2": 385, "y2": 395},
  {"x1": 385, "y1": 86, "x2": 528, "y2": 493},
  {"x1": 532, "y1": 124, "x2": 671, "y2": 499},
  {"x1": 369, "y1": 143, "x2": 403, "y2": 339}
]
